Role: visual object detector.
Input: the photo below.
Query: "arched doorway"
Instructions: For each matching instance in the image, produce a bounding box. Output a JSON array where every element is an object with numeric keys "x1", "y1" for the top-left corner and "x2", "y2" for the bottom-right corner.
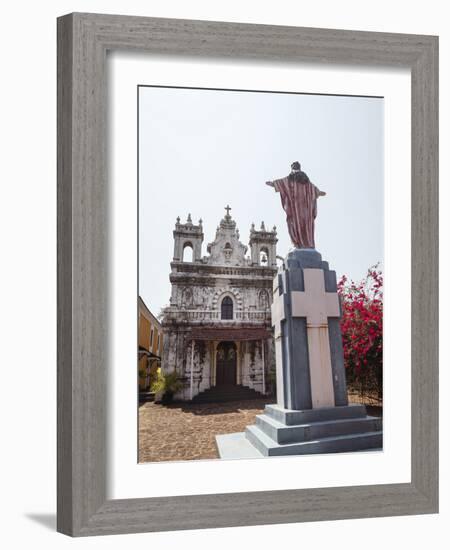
[{"x1": 216, "y1": 341, "x2": 237, "y2": 386}]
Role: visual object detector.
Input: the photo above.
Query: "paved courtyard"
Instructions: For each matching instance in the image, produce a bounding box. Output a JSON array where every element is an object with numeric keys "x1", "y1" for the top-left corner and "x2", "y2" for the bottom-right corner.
[
  {"x1": 138, "y1": 396, "x2": 382, "y2": 463},
  {"x1": 139, "y1": 398, "x2": 274, "y2": 463}
]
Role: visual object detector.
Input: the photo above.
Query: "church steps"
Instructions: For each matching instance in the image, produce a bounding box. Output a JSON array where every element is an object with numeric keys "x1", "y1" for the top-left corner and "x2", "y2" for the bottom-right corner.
[
  {"x1": 255, "y1": 413, "x2": 382, "y2": 444},
  {"x1": 191, "y1": 384, "x2": 267, "y2": 403},
  {"x1": 245, "y1": 424, "x2": 383, "y2": 456}
]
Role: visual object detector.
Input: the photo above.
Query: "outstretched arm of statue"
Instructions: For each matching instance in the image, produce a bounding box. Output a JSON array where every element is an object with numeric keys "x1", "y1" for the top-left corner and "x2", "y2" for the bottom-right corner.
[
  {"x1": 314, "y1": 184, "x2": 326, "y2": 197},
  {"x1": 267, "y1": 179, "x2": 282, "y2": 192}
]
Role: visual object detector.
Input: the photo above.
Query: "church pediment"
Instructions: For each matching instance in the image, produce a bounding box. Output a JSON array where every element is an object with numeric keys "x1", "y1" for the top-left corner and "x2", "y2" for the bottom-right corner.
[{"x1": 206, "y1": 206, "x2": 248, "y2": 266}]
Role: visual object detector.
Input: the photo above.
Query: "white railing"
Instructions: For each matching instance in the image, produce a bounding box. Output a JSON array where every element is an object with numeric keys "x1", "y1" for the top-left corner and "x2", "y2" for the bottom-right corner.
[
  {"x1": 167, "y1": 309, "x2": 271, "y2": 322},
  {"x1": 235, "y1": 311, "x2": 270, "y2": 321}
]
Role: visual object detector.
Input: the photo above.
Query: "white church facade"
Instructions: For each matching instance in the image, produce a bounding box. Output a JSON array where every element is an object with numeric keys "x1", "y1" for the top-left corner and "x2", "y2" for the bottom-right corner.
[{"x1": 161, "y1": 206, "x2": 278, "y2": 401}]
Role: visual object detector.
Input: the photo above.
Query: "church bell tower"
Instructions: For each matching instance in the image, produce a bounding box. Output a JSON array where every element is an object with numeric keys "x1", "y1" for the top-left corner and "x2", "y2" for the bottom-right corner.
[
  {"x1": 172, "y1": 214, "x2": 204, "y2": 262},
  {"x1": 249, "y1": 222, "x2": 278, "y2": 267}
]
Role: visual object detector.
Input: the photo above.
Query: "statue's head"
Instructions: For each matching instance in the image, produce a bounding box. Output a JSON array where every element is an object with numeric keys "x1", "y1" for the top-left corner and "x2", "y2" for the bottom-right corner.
[{"x1": 289, "y1": 161, "x2": 309, "y2": 184}]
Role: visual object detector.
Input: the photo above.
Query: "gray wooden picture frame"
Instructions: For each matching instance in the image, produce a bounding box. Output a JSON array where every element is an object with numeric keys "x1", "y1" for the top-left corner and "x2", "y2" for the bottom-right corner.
[{"x1": 57, "y1": 12, "x2": 438, "y2": 537}]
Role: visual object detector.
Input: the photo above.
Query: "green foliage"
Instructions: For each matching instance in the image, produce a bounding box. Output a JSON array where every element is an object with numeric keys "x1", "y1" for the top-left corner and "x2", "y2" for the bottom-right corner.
[
  {"x1": 164, "y1": 371, "x2": 183, "y2": 394},
  {"x1": 151, "y1": 369, "x2": 183, "y2": 395},
  {"x1": 150, "y1": 368, "x2": 165, "y2": 393}
]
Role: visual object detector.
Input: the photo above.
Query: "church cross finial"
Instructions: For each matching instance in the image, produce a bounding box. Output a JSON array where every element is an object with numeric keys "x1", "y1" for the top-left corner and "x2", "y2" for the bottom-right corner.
[{"x1": 225, "y1": 205, "x2": 232, "y2": 217}]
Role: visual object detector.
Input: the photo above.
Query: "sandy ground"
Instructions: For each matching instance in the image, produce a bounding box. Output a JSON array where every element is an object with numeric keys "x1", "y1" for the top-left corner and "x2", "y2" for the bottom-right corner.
[{"x1": 138, "y1": 398, "x2": 273, "y2": 463}]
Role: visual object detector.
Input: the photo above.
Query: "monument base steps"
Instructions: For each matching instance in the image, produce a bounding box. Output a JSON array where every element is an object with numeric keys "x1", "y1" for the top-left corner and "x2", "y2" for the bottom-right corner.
[
  {"x1": 254, "y1": 413, "x2": 381, "y2": 444},
  {"x1": 215, "y1": 403, "x2": 382, "y2": 458},
  {"x1": 264, "y1": 403, "x2": 368, "y2": 424},
  {"x1": 245, "y1": 424, "x2": 382, "y2": 456},
  {"x1": 245, "y1": 403, "x2": 382, "y2": 456}
]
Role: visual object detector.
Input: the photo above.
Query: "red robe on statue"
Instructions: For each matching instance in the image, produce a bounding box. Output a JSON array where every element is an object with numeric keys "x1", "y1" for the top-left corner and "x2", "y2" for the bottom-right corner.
[{"x1": 273, "y1": 177, "x2": 321, "y2": 249}]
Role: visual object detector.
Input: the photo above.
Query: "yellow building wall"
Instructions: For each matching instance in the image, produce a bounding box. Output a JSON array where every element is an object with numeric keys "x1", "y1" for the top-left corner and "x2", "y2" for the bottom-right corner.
[
  {"x1": 139, "y1": 315, "x2": 151, "y2": 351},
  {"x1": 138, "y1": 310, "x2": 163, "y2": 356},
  {"x1": 138, "y1": 299, "x2": 163, "y2": 391}
]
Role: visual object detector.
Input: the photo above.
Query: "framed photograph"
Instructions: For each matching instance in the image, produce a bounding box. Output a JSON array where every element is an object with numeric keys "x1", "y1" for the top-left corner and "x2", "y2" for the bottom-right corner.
[{"x1": 57, "y1": 13, "x2": 438, "y2": 536}]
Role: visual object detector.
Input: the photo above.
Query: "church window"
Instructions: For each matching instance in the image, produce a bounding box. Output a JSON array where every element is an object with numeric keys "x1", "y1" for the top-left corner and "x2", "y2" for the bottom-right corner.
[{"x1": 221, "y1": 296, "x2": 233, "y2": 320}]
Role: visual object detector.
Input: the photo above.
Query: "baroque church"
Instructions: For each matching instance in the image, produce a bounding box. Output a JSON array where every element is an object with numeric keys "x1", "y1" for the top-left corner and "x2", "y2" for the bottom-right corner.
[{"x1": 161, "y1": 206, "x2": 278, "y2": 401}]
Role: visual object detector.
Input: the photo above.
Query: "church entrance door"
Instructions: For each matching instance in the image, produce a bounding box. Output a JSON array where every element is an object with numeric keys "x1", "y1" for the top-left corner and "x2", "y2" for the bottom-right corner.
[{"x1": 216, "y1": 341, "x2": 237, "y2": 386}]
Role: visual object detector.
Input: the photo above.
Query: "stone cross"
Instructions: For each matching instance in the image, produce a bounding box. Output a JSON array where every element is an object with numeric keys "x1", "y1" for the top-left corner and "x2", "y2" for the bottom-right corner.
[
  {"x1": 225, "y1": 205, "x2": 232, "y2": 217},
  {"x1": 292, "y1": 269, "x2": 340, "y2": 407},
  {"x1": 272, "y1": 268, "x2": 340, "y2": 409}
]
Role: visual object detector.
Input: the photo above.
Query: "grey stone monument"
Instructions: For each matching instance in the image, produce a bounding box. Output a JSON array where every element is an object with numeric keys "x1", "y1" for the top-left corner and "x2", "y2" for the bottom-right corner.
[{"x1": 215, "y1": 163, "x2": 382, "y2": 458}]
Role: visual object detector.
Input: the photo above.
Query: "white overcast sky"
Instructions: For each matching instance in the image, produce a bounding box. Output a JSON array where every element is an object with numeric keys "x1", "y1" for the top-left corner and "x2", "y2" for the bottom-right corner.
[{"x1": 139, "y1": 86, "x2": 383, "y2": 316}]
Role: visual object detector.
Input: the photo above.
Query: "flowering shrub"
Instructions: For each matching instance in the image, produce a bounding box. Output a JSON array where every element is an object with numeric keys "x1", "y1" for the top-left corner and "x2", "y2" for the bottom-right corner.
[{"x1": 337, "y1": 264, "x2": 383, "y2": 402}]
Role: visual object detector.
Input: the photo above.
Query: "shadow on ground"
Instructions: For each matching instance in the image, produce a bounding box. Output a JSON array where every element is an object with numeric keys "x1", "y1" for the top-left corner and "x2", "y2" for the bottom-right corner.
[
  {"x1": 143, "y1": 399, "x2": 382, "y2": 417},
  {"x1": 25, "y1": 513, "x2": 56, "y2": 531},
  {"x1": 164, "y1": 398, "x2": 276, "y2": 415}
]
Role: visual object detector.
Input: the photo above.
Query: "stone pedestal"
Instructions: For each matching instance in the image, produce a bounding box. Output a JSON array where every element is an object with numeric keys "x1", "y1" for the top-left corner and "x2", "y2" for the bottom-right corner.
[
  {"x1": 272, "y1": 248, "x2": 348, "y2": 410},
  {"x1": 216, "y1": 249, "x2": 382, "y2": 458}
]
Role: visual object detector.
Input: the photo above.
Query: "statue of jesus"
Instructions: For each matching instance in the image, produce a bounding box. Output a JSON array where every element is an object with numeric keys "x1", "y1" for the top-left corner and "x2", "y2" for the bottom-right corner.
[{"x1": 266, "y1": 161, "x2": 326, "y2": 249}]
